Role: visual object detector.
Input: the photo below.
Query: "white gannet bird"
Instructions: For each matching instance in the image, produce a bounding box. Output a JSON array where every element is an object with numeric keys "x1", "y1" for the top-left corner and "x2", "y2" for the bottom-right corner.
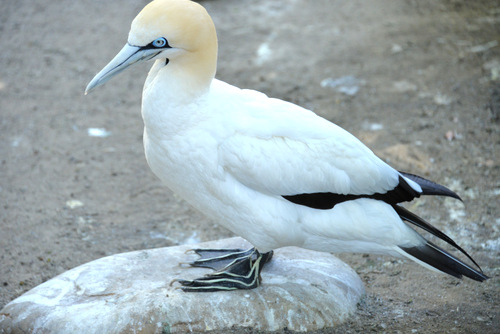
[{"x1": 86, "y1": 0, "x2": 487, "y2": 291}]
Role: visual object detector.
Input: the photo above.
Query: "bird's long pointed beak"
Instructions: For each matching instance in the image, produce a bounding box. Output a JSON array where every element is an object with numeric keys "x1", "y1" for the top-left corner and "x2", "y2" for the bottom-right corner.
[{"x1": 85, "y1": 43, "x2": 160, "y2": 94}]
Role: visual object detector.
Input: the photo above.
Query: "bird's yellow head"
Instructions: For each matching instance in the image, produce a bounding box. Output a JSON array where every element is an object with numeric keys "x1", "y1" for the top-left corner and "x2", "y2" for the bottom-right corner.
[{"x1": 85, "y1": 0, "x2": 217, "y2": 94}]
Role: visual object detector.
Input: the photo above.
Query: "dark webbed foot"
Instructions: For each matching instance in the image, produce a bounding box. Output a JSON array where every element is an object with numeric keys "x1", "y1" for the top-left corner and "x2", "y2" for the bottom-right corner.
[
  {"x1": 185, "y1": 248, "x2": 256, "y2": 271},
  {"x1": 176, "y1": 248, "x2": 273, "y2": 292}
]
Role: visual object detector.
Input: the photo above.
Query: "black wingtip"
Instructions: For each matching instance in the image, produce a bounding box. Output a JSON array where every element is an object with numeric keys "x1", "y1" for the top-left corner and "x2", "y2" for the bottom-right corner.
[
  {"x1": 400, "y1": 241, "x2": 488, "y2": 282},
  {"x1": 399, "y1": 171, "x2": 463, "y2": 202}
]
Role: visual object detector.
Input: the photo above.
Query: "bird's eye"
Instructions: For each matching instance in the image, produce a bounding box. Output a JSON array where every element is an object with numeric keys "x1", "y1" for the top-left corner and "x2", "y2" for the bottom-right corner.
[{"x1": 152, "y1": 37, "x2": 167, "y2": 48}]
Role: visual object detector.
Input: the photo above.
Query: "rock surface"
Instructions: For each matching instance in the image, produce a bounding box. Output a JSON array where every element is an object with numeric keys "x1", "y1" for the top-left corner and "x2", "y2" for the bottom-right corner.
[{"x1": 0, "y1": 238, "x2": 364, "y2": 333}]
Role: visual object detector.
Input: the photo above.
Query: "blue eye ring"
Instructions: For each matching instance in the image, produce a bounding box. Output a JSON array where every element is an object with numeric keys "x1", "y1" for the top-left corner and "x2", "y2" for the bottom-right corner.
[{"x1": 152, "y1": 37, "x2": 168, "y2": 48}]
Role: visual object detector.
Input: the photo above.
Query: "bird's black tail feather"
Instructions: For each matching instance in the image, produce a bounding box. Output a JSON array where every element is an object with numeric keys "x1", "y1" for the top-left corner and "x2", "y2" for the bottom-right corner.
[
  {"x1": 394, "y1": 205, "x2": 488, "y2": 282},
  {"x1": 393, "y1": 205, "x2": 483, "y2": 268},
  {"x1": 395, "y1": 172, "x2": 487, "y2": 281},
  {"x1": 400, "y1": 241, "x2": 488, "y2": 282}
]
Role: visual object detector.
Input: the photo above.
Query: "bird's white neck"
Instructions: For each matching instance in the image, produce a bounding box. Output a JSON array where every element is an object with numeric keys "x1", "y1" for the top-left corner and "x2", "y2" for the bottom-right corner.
[
  {"x1": 141, "y1": 58, "x2": 214, "y2": 139},
  {"x1": 146, "y1": 55, "x2": 213, "y2": 95}
]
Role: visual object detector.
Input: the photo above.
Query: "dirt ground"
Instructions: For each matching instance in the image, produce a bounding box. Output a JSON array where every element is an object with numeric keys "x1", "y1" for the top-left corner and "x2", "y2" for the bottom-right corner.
[{"x1": 0, "y1": 0, "x2": 499, "y2": 333}]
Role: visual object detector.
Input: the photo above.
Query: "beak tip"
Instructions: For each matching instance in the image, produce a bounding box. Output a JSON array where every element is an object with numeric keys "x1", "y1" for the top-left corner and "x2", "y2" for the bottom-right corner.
[{"x1": 85, "y1": 80, "x2": 99, "y2": 95}]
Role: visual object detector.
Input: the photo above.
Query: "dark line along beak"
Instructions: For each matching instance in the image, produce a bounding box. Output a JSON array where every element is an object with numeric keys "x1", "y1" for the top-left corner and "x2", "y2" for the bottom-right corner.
[{"x1": 85, "y1": 43, "x2": 162, "y2": 94}]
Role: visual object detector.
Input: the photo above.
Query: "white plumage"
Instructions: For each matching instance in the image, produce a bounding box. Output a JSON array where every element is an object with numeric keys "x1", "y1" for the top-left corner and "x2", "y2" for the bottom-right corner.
[
  {"x1": 143, "y1": 78, "x2": 420, "y2": 254},
  {"x1": 86, "y1": 0, "x2": 487, "y2": 286}
]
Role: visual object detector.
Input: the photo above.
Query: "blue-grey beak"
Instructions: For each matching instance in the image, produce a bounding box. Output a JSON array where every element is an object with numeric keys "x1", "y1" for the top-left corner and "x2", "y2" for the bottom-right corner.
[{"x1": 85, "y1": 43, "x2": 161, "y2": 94}]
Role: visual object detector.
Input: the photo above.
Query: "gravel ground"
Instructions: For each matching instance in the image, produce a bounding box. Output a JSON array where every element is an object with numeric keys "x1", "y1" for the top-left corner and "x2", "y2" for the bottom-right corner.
[{"x1": 1, "y1": 0, "x2": 499, "y2": 332}]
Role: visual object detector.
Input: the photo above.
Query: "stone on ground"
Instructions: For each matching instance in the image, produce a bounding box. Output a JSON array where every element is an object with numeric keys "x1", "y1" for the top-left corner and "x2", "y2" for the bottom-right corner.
[{"x1": 0, "y1": 237, "x2": 364, "y2": 333}]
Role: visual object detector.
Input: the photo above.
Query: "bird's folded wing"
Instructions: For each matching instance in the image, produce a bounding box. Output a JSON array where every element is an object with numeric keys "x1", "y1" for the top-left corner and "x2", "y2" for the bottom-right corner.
[{"x1": 218, "y1": 116, "x2": 399, "y2": 198}]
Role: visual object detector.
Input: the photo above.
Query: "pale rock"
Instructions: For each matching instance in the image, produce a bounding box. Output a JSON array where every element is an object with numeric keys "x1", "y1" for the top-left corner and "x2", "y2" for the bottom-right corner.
[
  {"x1": 482, "y1": 59, "x2": 500, "y2": 81},
  {"x1": 0, "y1": 237, "x2": 364, "y2": 333},
  {"x1": 469, "y1": 40, "x2": 498, "y2": 53},
  {"x1": 392, "y1": 80, "x2": 417, "y2": 93},
  {"x1": 320, "y1": 76, "x2": 365, "y2": 96},
  {"x1": 87, "y1": 127, "x2": 111, "y2": 137},
  {"x1": 65, "y1": 199, "x2": 84, "y2": 209},
  {"x1": 391, "y1": 44, "x2": 403, "y2": 54},
  {"x1": 433, "y1": 93, "x2": 453, "y2": 106}
]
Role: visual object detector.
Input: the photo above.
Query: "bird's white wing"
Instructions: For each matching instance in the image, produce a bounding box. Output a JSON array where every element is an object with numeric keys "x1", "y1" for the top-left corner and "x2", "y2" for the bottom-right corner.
[{"x1": 217, "y1": 94, "x2": 400, "y2": 200}]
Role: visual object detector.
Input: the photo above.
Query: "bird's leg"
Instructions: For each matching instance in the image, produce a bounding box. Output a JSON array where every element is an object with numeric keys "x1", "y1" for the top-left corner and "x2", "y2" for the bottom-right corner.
[{"x1": 176, "y1": 247, "x2": 273, "y2": 292}]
